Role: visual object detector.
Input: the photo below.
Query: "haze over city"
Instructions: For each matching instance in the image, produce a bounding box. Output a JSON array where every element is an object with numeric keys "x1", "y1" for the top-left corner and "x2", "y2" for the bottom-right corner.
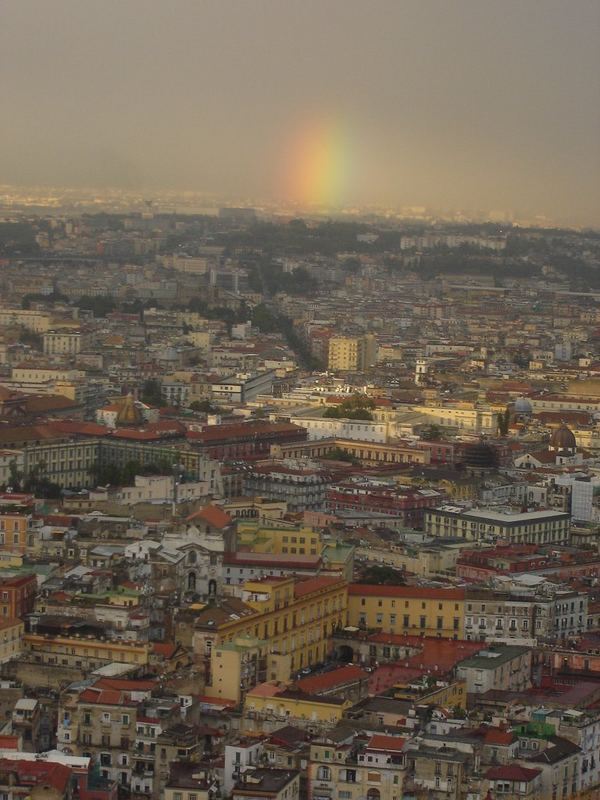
[{"x1": 1, "y1": 0, "x2": 599, "y2": 225}]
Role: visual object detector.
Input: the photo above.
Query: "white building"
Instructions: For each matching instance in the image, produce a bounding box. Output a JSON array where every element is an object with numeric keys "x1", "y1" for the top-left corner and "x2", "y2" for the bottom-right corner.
[{"x1": 212, "y1": 370, "x2": 275, "y2": 404}]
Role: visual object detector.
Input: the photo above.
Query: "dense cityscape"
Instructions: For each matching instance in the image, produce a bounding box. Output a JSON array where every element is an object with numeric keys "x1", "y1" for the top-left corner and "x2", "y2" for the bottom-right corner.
[
  {"x1": 1, "y1": 0, "x2": 599, "y2": 798},
  {"x1": 0, "y1": 198, "x2": 597, "y2": 800}
]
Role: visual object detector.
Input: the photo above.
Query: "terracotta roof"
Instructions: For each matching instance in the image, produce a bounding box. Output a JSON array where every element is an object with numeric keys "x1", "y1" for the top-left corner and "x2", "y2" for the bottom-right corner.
[
  {"x1": 484, "y1": 727, "x2": 516, "y2": 745},
  {"x1": 152, "y1": 642, "x2": 178, "y2": 658},
  {"x1": 366, "y1": 734, "x2": 406, "y2": 752},
  {"x1": 349, "y1": 584, "x2": 465, "y2": 600},
  {"x1": 95, "y1": 677, "x2": 156, "y2": 691},
  {"x1": 294, "y1": 576, "x2": 346, "y2": 598},
  {"x1": 485, "y1": 765, "x2": 541, "y2": 782},
  {"x1": 0, "y1": 424, "x2": 63, "y2": 444},
  {"x1": 52, "y1": 420, "x2": 110, "y2": 437},
  {"x1": 0, "y1": 759, "x2": 72, "y2": 792},
  {"x1": 195, "y1": 695, "x2": 237, "y2": 708},
  {"x1": 79, "y1": 688, "x2": 132, "y2": 706},
  {"x1": 0, "y1": 735, "x2": 19, "y2": 749},
  {"x1": 186, "y1": 421, "x2": 305, "y2": 443},
  {"x1": 186, "y1": 503, "x2": 232, "y2": 528},
  {"x1": 23, "y1": 394, "x2": 79, "y2": 413},
  {"x1": 223, "y1": 552, "x2": 321, "y2": 569},
  {"x1": 295, "y1": 665, "x2": 367, "y2": 694}
]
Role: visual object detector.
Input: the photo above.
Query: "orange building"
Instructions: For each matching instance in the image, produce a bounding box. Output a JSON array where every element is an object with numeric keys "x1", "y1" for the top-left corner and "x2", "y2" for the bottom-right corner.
[
  {"x1": 0, "y1": 574, "x2": 37, "y2": 618},
  {"x1": 0, "y1": 511, "x2": 33, "y2": 553}
]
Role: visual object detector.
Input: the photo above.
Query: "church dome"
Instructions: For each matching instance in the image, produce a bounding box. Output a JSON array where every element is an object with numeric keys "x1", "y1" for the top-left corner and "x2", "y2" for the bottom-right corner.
[
  {"x1": 514, "y1": 397, "x2": 532, "y2": 414},
  {"x1": 549, "y1": 423, "x2": 576, "y2": 453},
  {"x1": 116, "y1": 393, "x2": 143, "y2": 426}
]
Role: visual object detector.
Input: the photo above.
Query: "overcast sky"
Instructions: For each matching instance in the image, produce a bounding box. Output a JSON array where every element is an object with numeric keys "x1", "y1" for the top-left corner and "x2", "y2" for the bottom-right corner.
[{"x1": 1, "y1": 0, "x2": 599, "y2": 223}]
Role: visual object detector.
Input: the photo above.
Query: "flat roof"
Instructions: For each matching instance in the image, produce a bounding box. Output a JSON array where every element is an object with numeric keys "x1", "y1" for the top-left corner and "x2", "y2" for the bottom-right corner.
[{"x1": 458, "y1": 645, "x2": 531, "y2": 670}]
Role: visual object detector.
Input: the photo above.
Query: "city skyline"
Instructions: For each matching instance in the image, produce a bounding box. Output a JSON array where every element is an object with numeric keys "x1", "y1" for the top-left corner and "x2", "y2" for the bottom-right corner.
[{"x1": 1, "y1": 0, "x2": 599, "y2": 226}]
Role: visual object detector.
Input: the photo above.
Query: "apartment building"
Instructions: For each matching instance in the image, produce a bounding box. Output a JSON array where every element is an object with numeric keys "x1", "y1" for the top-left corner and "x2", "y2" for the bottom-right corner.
[
  {"x1": 327, "y1": 335, "x2": 377, "y2": 372},
  {"x1": 0, "y1": 574, "x2": 38, "y2": 617},
  {"x1": 211, "y1": 370, "x2": 276, "y2": 404},
  {"x1": 0, "y1": 618, "x2": 24, "y2": 663},
  {"x1": 464, "y1": 587, "x2": 588, "y2": 643},
  {"x1": 43, "y1": 329, "x2": 90, "y2": 356},
  {"x1": 347, "y1": 584, "x2": 465, "y2": 639},
  {"x1": 0, "y1": 307, "x2": 51, "y2": 332},
  {"x1": 196, "y1": 576, "x2": 347, "y2": 689},
  {"x1": 456, "y1": 645, "x2": 532, "y2": 694},
  {"x1": 58, "y1": 679, "x2": 154, "y2": 789},
  {"x1": 23, "y1": 632, "x2": 151, "y2": 669},
  {"x1": 210, "y1": 635, "x2": 290, "y2": 706},
  {"x1": 0, "y1": 510, "x2": 36, "y2": 553},
  {"x1": 425, "y1": 506, "x2": 570, "y2": 546},
  {"x1": 308, "y1": 733, "x2": 407, "y2": 800},
  {"x1": 244, "y1": 686, "x2": 351, "y2": 735}
]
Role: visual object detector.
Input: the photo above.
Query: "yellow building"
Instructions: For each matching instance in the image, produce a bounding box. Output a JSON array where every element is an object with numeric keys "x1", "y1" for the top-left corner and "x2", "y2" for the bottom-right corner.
[
  {"x1": 0, "y1": 551, "x2": 24, "y2": 569},
  {"x1": 211, "y1": 634, "x2": 290, "y2": 705},
  {"x1": 393, "y1": 679, "x2": 467, "y2": 710},
  {"x1": 308, "y1": 735, "x2": 407, "y2": 800},
  {"x1": 200, "y1": 576, "x2": 348, "y2": 699},
  {"x1": 244, "y1": 682, "x2": 351, "y2": 733},
  {"x1": 0, "y1": 308, "x2": 51, "y2": 333},
  {"x1": 236, "y1": 521, "x2": 322, "y2": 557},
  {"x1": 42, "y1": 329, "x2": 89, "y2": 356},
  {"x1": 328, "y1": 334, "x2": 377, "y2": 372},
  {"x1": 223, "y1": 497, "x2": 288, "y2": 523},
  {"x1": 347, "y1": 584, "x2": 465, "y2": 639},
  {"x1": 0, "y1": 512, "x2": 33, "y2": 554},
  {"x1": 0, "y1": 618, "x2": 24, "y2": 663},
  {"x1": 22, "y1": 633, "x2": 151, "y2": 668}
]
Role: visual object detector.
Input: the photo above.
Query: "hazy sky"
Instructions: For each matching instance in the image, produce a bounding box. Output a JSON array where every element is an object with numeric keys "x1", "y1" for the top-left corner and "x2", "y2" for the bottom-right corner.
[{"x1": 1, "y1": 0, "x2": 599, "y2": 223}]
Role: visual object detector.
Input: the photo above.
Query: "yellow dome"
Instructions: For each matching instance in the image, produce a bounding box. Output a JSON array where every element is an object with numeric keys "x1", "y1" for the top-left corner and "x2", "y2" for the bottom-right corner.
[{"x1": 116, "y1": 393, "x2": 143, "y2": 426}]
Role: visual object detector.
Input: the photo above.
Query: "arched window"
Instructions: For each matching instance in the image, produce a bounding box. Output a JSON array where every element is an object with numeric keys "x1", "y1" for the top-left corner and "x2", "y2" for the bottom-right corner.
[
  {"x1": 367, "y1": 789, "x2": 380, "y2": 800},
  {"x1": 188, "y1": 571, "x2": 197, "y2": 591}
]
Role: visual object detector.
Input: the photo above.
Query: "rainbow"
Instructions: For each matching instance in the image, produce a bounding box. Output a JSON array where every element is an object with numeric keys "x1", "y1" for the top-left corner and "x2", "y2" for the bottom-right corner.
[{"x1": 280, "y1": 116, "x2": 351, "y2": 209}]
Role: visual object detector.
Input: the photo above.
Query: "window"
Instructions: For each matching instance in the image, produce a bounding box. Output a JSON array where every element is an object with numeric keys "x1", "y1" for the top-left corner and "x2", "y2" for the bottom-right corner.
[
  {"x1": 317, "y1": 766, "x2": 331, "y2": 781},
  {"x1": 122, "y1": 714, "x2": 130, "y2": 725}
]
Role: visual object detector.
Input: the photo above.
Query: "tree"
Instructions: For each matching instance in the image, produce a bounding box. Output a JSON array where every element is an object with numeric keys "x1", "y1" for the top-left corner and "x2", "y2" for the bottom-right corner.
[
  {"x1": 323, "y1": 394, "x2": 375, "y2": 420},
  {"x1": 18, "y1": 328, "x2": 43, "y2": 350},
  {"x1": 497, "y1": 406, "x2": 511, "y2": 436},
  {"x1": 357, "y1": 565, "x2": 406, "y2": 586},
  {"x1": 75, "y1": 295, "x2": 116, "y2": 317},
  {"x1": 141, "y1": 379, "x2": 163, "y2": 406},
  {"x1": 421, "y1": 424, "x2": 442, "y2": 441},
  {"x1": 7, "y1": 459, "x2": 22, "y2": 491},
  {"x1": 320, "y1": 447, "x2": 359, "y2": 464}
]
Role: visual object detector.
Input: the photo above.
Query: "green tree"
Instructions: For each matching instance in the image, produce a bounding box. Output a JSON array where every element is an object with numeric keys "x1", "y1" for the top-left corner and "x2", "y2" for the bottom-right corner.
[
  {"x1": 357, "y1": 565, "x2": 406, "y2": 586},
  {"x1": 75, "y1": 295, "x2": 116, "y2": 317},
  {"x1": 141, "y1": 379, "x2": 163, "y2": 406},
  {"x1": 497, "y1": 406, "x2": 511, "y2": 436},
  {"x1": 421, "y1": 424, "x2": 443, "y2": 441}
]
